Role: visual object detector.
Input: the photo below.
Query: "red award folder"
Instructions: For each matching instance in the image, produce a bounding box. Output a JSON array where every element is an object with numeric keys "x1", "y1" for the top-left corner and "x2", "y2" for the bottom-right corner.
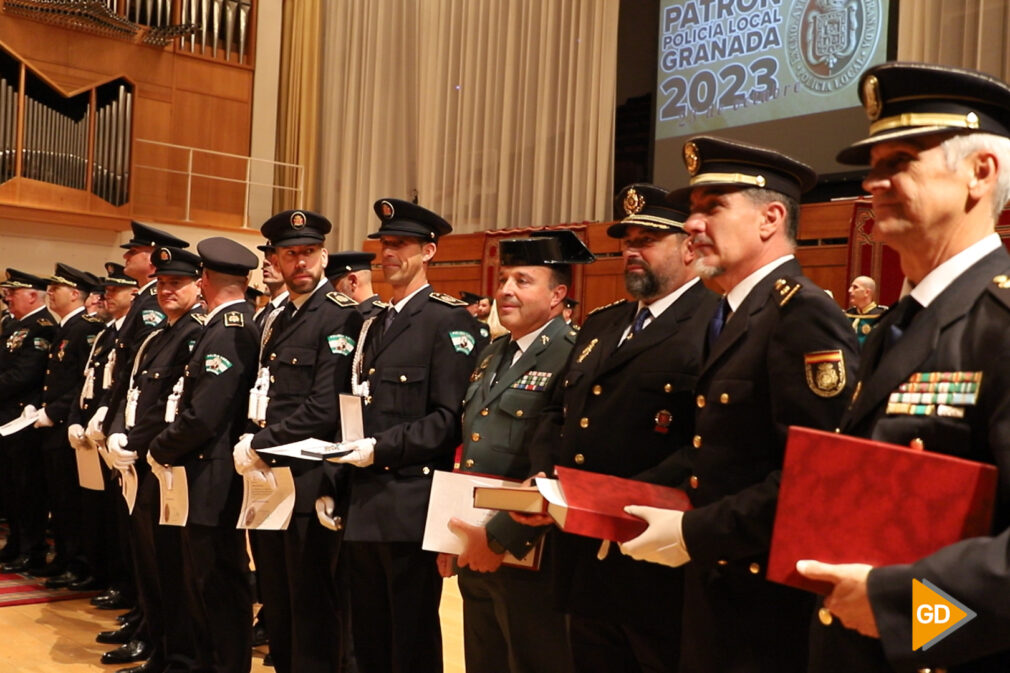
[
  {"x1": 473, "y1": 465, "x2": 693, "y2": 543},
  {"x1": 768, "y1": 426, "x2": 998, "y2": 595}
]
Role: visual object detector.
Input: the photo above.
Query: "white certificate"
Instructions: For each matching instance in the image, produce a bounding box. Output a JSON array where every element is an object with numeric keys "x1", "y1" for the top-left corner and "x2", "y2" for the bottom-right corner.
[
  {"x1": 0, "y1": 410, "x2": 39, "y2": 437},
  {"x1": 339, "y1": 394, "x2": 364, "y2": 441},
  {"x1": 236, "y1": 467, "x2": 295, "y2": 530},
  {"x1": 158, "y1": 467, "x2": 189, "y2": 527}
]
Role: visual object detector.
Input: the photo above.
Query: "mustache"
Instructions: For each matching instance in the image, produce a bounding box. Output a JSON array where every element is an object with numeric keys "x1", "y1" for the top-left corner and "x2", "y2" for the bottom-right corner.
[{"x1": 690, "y1": 234, "x2": 715, "y2": 247}]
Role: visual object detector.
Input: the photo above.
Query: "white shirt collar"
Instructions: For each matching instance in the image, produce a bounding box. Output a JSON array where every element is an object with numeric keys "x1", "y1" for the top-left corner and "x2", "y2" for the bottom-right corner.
[
  {"x1": 270, "y1": 290, "x2": 289, "y2": 308},
  {"x1": 511, "y1": 317, "x2": 557, "y2": 359},
  {"x1": 638, "y1": 277, "x2": 700, "y2": 318},
  {"x1": 139, "y1": 279, "x2": 156, "y2": 293},
  {"x1": 60, "y1": 305, "x2": 85, "y2": 326},
  {"x1": 905, "y1": 234, "x2": 1002, "y2": 308},
  {"x1": 392, "y1": 284, "x2": 431, "y2": 313},
  {"x1": 205, "y1": 298, "x2": 247, "y2": 322},
  {"x1": 726, "y1": 255, "x2": 795, "y2": 313},
  {"x1": 20, "y1": 305, "x2": 47, "y2": 321},
  {"x1": 114, "y1": 315, "x2": 127, "y2": 330}
]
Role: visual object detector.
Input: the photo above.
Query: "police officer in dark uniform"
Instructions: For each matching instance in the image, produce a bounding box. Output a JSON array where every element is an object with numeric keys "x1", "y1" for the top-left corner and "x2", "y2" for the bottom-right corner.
[
  {"x1": 105, "y1": 246, "x2": 206, "y2": 673},
  {"x1": 618, "y1": 140, "x2": 859, "y2": 673},
  {"x1": 326, "y1": 250, "x2": 387, "y2": 319},
  {"x1": 448, "y1": 230, "x2": 594, "y2": 673},
  {"x1": 844, "y1": 276, "x2": 887, "y2": 347},
  {"x1": 523, "y1": 186, "x2": 719, "y2": 673},
  {"x1": 0, "y1": 270, "x2": 58, "y2": 572},
  {"x1": 232, "y1": 210, "x2": 363, "y2": 673},
  {"x1": 68, "y1": 263, "x2": 139, "y2": 600},
  {"x1": 147, "y1": 237, "x2": 260, "y2": 673},
  {"x1": 561, "y1": 296, "x2": 579, "y2": 327},
  {"x1": 33, "y1": 264, "x2": 105, "y2": 587},
  {"x1": 330, "y1": 198, "x2": 481, "y2": 673},
  {"x1": 797, "y1": 62, "x2": 1010, "y2": 673}
]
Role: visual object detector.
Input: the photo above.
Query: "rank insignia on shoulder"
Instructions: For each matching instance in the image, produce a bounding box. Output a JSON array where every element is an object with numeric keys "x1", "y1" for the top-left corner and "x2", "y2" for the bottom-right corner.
[
  {"x1": 224, "y1": 311, "x2": 245, "y2": 327},
  {"x1": 885, "y1": 371, "x2": 982, "y2": 417},
  {"x1": 773, "y1": 277, "x2": 801, "y2": 307},
  {"x1": 804, "y1": 349, "x2": 846, "y2": 398},
  {"x1": 84, "y1": 314, "x2": 104, "y2": 323},
  {"x1": 589, "y1": 299, "x2": 626, "y2": 316},
  {"x1": 374, "y1": 300, "x2": 390, "y2": 309},
  {"x1": 327, "y1": 333, "x2": 356, "y2": 356},
  {"x1": 147, "y1": 285, "x2": 157, "y2": 295},
  {"x1": 993, "y1": 274, "x2": 1010, "y2": 289},
  {"x1": 449, "y1": 330, "x2": 475, "y2": 355},
  {"x1": 205, "y1": 353, "x2": 233, "y2": 375},
  {"x1": 327, "y1": 291, "x2": 358, "y2": 307},
  {"x1": 37, "y1": 318, "x2": 54, "y2": 327},
  {"x1": 191, "y1": 314, "x2": 208, "y2": 325},
  {"x1": 142, "y1": 309, "x2": 165, "y2": 327},
  {"x1": 430, "y1": 292, "x2": 468, "y2": 307}
]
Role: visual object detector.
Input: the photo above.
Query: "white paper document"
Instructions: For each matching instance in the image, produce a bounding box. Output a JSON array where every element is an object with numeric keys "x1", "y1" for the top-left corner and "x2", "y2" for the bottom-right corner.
[
  {"x1": 121, "y1": 466, "x2": 139, "y2": 514},
  {"x1": 339, "y1": 394, "x2": 364, "y2": 441},
  {"x1": 237, "y1": 467, "x2": 295, "y2": 530},
  {"x1": 422, "y1": 470, "x2": 540, "y2": 569},
  {"x1": 257, "y1": 438, "x2": 338, "y2": 461},
  {"x1": 158, "y1": 467, "x2": 190, "y2": 527},
  {"x1": 0, "y1": 410, "x2": 40, "y2": 437},
  {"x1": 75, "y1": 445, "x2": 105, "y2": 491}
]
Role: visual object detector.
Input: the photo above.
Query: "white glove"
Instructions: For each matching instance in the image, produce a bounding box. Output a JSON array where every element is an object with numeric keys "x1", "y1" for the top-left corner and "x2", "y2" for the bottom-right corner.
[
  {"x1": 20, "y1": 404, "x2": 37, "y2": 419},
  {"x1": 106, "y1": 433, "x2": 138, "y2": 470},
  {"x1": 67, "y1": 424, "x2": 88, "y2": 451},
  {"x1": 146, "y1": 452, "x2": 172, "y2": 489},
  {"x1": 315, "y1": 496, "x2": 342, "y2": 531},
  {"x1": 618, "y1": 506, "x2": 691, "y2": 568},
  {"x1": 233, "y1": 433, "x2": 268, "y2": 475},
  {"x1": 86, "y1": 406, "x2": 108, "y2": 443},
  {"x1": 33, "y1": 408, "x2": 53, "y2": 428},
  {"x1": 326, "y1": 437, "x2": 376, "y2": 468}
]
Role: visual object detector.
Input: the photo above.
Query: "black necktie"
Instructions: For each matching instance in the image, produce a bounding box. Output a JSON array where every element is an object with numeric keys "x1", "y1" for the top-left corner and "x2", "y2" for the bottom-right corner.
[
  {"x1": 493, "y1": 340, "x2": 520, "y2": 387},
  {"x1": 883, "y1": 295, "x2": 922, "y2": 353},
  {"x1": 707, "y1": 296, "x2": 731, "y2": 351},
  {"x1": 622, "y1": 307, "x2": 651, "y2": 346}
]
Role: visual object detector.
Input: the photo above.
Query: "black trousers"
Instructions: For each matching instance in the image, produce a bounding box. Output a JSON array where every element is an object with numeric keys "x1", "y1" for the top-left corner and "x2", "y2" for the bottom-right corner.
[
  {"x1": 181, "y1": 524, "x2": 252, "y2": 673},
  {"x1": 569, "y1": 614, "x2": 679, "y2": 673},
  {"x1": 343, "y1": 541, "x2": 443, "y2": 673},
  {"x1": 39, "y1": 426, "x2": 84, "y2": 570},
  {"x1": 0, "y1": 428, "x2": 48, "y2": 558},
  {"x1": 253, "y1": 515, "x2": 344, "y2": 673}
]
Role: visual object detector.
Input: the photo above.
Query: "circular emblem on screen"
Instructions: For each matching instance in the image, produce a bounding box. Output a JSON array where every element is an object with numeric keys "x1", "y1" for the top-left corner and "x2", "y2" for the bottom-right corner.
[
  {"x1": 623, "y1": 187, "x2": 646, "y2": 216},
  {"x1": 379, "y1": 200, "x2": 395, "y2": 219},
  {"x1": 786, "y1": 0, "x2": 883, "y2": 96},
  {"x1": 290, "y1": 211, "x2": 307, "y2": 230},
  {"x1": 863, "y1": 74, "x2": 881, "y2": 120},
  {"x1": 683, "y1": 142, "x2": 701, "y2": 175},
  {"x1": 159, "y1": 248, "x2": 171, "y2": 262}
]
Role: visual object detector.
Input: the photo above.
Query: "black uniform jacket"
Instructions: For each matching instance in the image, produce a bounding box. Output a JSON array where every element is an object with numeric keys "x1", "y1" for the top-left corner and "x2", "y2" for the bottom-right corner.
[
  {"x1": 0, "y1": 307, "x2": 58, "y2": 422},
  {"x1": 529, "y1": 279, "x2": 719, "y2": 629},
  {"x1": 101, "y1": 282, "x2": 165, "y2": 432},
  {"x1": 118, "y1": 307, "x2": 205, "y2": 475},
  {"x1": 459, "y1": 315, "x2": 578, "y2": 559},
  {"x1": 148, "y1": 302, "x2": 260, "y2": 527},
  {"x1": 41, "y1": 308, "x2": 105, "y2": 425},
  {"x1": 345, "y1": 289, "x2": 480, "y2": 542},
  {"x1": 812, "y1": 246, "x2": 1010, "y2": 673},
  {"x1": 69, "y1": 323, "x2": 118, "y2": 426},
  {"x1": 678, "y1": 258, "x2": 858, "y2": 673},
  {"x1": 250, "y1": 286, "x2": 363, "y2": 514}
]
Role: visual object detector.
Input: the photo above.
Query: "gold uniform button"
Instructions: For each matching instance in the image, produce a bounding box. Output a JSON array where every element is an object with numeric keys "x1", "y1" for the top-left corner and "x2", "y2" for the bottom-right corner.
[
  {"x1": 270, "y1": 376, "x2": 275, "y2": 383},
  {"x1": 720, "y1": 393, "x2": 730, "y2": 404},
  {"x1": 291, "y1": 358, "x2": 298, "y2": 364},
  {"x1": 663, "y1": 383, "x2": 672, "y2": 393},
  {"x1": 400, "y1": 374, "x2": 407, "y2": 382},
  {"x1": 480, "y1": 408, "x2": 489, "y2": 416},
  {"x1": 270, "y1": 353, "x2": 277, "y2": 360},
  {"x1": 43, "y1": 385, "x2": 48, "y2": 391},
  {"x1": 197, "y1": 455, "x2": 204, "y2": 460},
  {"x1": 717, "y1": 559, "x2": 728, "y2": 566},
  {"x1": 692, "y1": 435, "x2": 702, "y2": 449},
  {"x1": 422, "y1": 466, "x2": 431, "y2": 475},
  {"x1": 270, "y1": 458, "x2": 277, "y2": 465},
  {"x1": 592, "y1": 385, "x2": 602, "y2": 395},
  {"x1": 574, "y1": 453, "x2": 585, "y2": 465},
  {"x1": 696, "y1": 395, "x2": 705, "y2": 408},
  {"x1": 579, "y1": 417, "x2": 589, "y2": 429},
  {"x1": 515, "y1": 409, "x2": 523, "y2": 417},
  {"x1": 818, "y1": 607, "x2": 833, "y2": 626},
  {"x1": 689, "y1": 475, "x2": 699, "y2": 489},
  {"x1": 464, "y1": 459, "x2": 475, "y2": 468},
  {"x1": 471, "y1": 433, "x2": 480, "y2": 442},
  {"x1": 384, "y1": 465, "x2": 390, "y2": 471},
  {"x1": 365, "y1": 395, "x2": 373, "y2": 405},
  {"x1": 368, "y1": 368, "x2": 375, "y2": 375},
  {"x1": 749, "y1": 563, "x2": 760, "y2": 574},
  {"x1": 910, "y1": 437, "x2": 925, "y2": 451}
]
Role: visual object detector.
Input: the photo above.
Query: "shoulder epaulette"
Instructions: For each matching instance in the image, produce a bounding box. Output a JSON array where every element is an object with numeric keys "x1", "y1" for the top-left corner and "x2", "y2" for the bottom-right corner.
[
  {"x1": 36, "y1": 318, "x2": 54, "y2": 327},
  {"x1": 373, "y1": 299, "x2": 390, "y2": 309},
  {"x1": 430, "y1": 291, "x2": 468, "y2": 307},
  {"x1": 191, "y1": 313, "x2": 208, "y2": 325},
  {"x1": 147, "y1": 285, "x2": 157, "y2": 296},
  {"x1": 588, "y1": 298, "x2": 627, "y2": 316},
  {"x1": 565, "y1": 328, "x2": 579, "y2": 343},
  {"x1": 989, "y1": 274, "x2": 1010, "y2": 310},
  {"x1": 772, "y1": 277, "x2": 802, "y2": 308},
  {"x1": 223, "y1": 311, "x2": 245, "y2": 327},
  {"x1": 843, "y1": 311, "x2": 884, "y2": 321},
  {"x1": 83, "y1": 314, "x2": 105, "y2": 323},
  {"x1": 327, "y1": 291, "x2": 358, "y2": 307}
]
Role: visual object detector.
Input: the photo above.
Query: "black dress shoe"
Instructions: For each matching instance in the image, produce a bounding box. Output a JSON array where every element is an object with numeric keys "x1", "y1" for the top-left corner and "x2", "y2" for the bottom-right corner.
[
  {"x1": 94, "y1": 589, "x2": 133, "y2": 610},
  {"x1": 116, "y1": 606, "x2": 141, "y2": 625},
  {"x1": 116, "y1": 658, "x2": 164, "y2": 673},
  {"x1": 97, "y1": 620, "x2": 139, "y2": 645},
  {"x1": 30, "y1": 562, "x2": 66, "y2": 578},
  {"x1": 44, "y1": 571, "x2": 79, "y2": 589},
  {"x1": 0, "y1": 554, "x2": 39, "y2": 573},
  {"x1": 263, "y1": 652, "x2": 274, "y2": 667},
  {"x1": 68, "y1": 575, "x2": 103, "y2": 591},
  {"x1": 251, "y1": 622, "x2": 269, "y2": 647},
  {"x1": 101, "y1": 639, "x2": 151, "y2": 664}
]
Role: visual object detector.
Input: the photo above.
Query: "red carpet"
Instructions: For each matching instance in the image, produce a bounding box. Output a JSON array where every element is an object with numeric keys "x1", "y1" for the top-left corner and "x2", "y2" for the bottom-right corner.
[{"x1": 0, "y1": 572, "x2": 100, "y2": 607}]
